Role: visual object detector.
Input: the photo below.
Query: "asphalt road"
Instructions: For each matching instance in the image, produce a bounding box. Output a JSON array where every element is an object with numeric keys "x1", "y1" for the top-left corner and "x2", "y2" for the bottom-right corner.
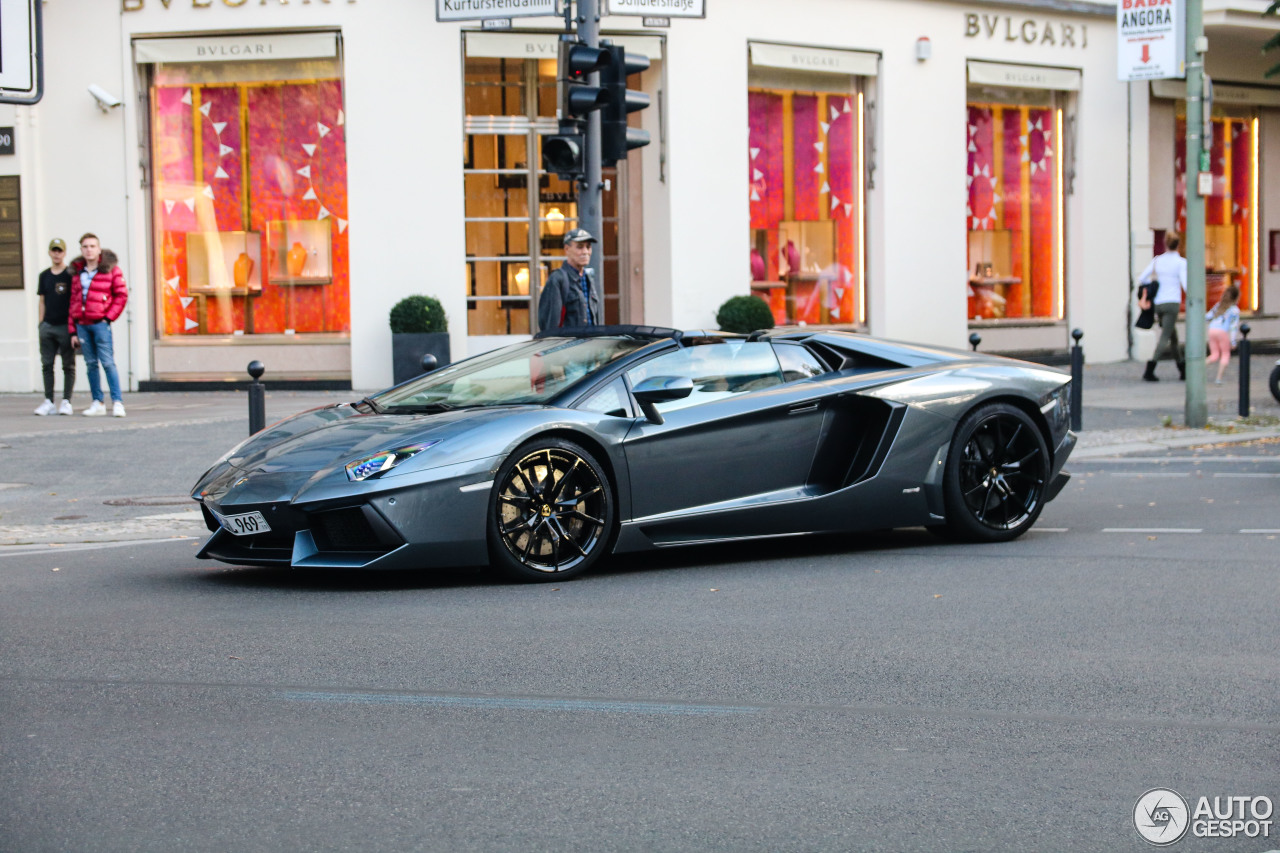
[{"x1": 1, "y1": 444, "x2": 1277, "y2": 852}]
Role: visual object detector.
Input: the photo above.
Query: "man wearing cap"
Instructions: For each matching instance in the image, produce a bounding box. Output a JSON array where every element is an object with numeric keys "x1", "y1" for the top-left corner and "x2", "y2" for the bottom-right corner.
[
  {"x1": 34, "y1": 238, "x2": 76, "y2": 416},
  {"x1": 538, "y1": 228, "x2": 602, "y2": 331}
]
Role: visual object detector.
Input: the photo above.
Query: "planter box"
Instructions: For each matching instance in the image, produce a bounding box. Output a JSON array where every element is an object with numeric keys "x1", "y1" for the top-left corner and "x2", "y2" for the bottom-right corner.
[{"x1": 392, "y1": 332, "x2": 451, "y2": 385}]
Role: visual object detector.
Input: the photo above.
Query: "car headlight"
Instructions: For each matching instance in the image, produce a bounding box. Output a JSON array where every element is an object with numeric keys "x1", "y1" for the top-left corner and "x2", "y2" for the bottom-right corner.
[{"x1": 345, "y1": 441, "x2": 439, "y2": 481}]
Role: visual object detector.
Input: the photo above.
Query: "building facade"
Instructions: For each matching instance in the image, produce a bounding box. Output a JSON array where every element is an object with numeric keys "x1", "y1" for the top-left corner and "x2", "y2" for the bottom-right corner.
[{"x1": 0, "y1": 0, "x2": 1277, "y2": 393}]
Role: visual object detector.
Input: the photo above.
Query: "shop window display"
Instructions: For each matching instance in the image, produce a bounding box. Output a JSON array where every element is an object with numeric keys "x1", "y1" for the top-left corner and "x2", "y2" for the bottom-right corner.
[
  {"x1": 150, "y1": 57, "x2": 349, "y2": 338},
  {"x1": 966, "y1": 88, "x2": 1062, "y2": 321},
  {"x1": 748, "y1": 86, "x2": 863, "y2": 326},
  {"x1": 463, "y1": 55, "x2": 623, "y2": 336},
  {"x1": 1174, "y1": 112, "x2": 1257, "y2": 312}
]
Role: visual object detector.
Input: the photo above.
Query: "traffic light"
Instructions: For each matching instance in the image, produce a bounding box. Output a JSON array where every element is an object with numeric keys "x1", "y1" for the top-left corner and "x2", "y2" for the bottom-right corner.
[
  {"x1": 542, "y1": 36, "x2": 612, "y2": 181},
  {"x1": 600, "y1": 41, "x2": 650, "y2": 168}
]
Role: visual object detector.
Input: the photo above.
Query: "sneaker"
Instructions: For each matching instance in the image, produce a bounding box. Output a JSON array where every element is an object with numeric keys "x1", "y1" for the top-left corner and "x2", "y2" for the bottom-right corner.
[
  {"x1": 34, "y1": 399, "x2": 55, "y2": 416},
  {"x1": 112, "y1": 401, "x2": 126, "y2": 418},
  {"x1": 82, "y1": 400, "x2": 107, "y2": 417},
  {"x1": 58, "y1": 399, "x2": 73, "y2": 416}
]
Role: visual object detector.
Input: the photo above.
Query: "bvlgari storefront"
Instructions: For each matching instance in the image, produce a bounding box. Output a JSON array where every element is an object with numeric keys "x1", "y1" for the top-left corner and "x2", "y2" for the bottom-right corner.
[{"x1": 137, "y1": 32, "x2": 352, "y2": 382}]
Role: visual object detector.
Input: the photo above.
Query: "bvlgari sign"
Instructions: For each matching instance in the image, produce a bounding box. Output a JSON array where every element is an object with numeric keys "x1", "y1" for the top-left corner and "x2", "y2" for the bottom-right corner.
[{"x1": 436, "y1": 0, "x2": 559, "y2": 22}]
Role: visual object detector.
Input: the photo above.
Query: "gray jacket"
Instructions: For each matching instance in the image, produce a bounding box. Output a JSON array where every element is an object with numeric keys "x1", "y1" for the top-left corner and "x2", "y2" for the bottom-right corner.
[{"x1": 538, "y1": 262, "x2": 601, "y2": 331}]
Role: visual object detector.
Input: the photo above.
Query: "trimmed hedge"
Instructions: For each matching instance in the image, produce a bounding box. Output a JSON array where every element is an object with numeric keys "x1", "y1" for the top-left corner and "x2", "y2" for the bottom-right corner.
[
  {"x1": 389, "y1": 295, "x2": 448, "y2": 334},
  {"x1": 715, "y1": 294, "x2": 775, "y2": 334}
]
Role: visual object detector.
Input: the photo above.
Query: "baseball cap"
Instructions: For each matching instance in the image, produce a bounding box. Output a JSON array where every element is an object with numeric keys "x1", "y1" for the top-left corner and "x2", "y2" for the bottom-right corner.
[
  {"x1": 562, "y1": 228, "x2": 597, "y2": 246},
  {"x1": 49, "y1": 238, "x2": 66, "y2": 252}
]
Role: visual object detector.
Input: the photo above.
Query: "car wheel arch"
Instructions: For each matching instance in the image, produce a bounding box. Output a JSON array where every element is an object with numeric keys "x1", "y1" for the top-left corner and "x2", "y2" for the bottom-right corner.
[{"x1": 508, "y1": 427, "x2": 624, "y2": 514}]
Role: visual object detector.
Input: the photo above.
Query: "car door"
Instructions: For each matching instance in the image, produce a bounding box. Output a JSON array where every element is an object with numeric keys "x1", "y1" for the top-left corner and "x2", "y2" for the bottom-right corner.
[{"x1": 620, "y1": 340, "x2": 829, "y2": 522}]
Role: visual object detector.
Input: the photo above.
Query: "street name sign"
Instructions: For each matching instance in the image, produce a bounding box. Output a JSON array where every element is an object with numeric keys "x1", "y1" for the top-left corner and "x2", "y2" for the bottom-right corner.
[
  {"x1": 1117, "y1": 0, "x2": 1184, "y2": 81},
  {"x1": 436, "y1": 0, "x2": 560, "y2": 23},
  {"x1": 604, "y1": 0, "x2": 705, "y2": 18}
]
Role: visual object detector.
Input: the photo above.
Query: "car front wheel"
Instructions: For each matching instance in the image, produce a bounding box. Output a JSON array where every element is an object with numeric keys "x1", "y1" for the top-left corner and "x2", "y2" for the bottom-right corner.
[
  {"x1": 943, "y1": 402, "x2": 1050, "y2": 542},
  {"x1": 487, "y1": 438, "x2": 615, "y2": 582}
]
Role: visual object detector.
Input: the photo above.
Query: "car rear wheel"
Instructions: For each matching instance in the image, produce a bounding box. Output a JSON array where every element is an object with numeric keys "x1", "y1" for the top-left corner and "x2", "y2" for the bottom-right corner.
[
  {"x1": 1269, "y1": 362, "x2": 1280, "y2": 404},
  {"x1": 487, "y1": 438, "x2": 615, "y2": 582},
  {"x1": 943, "y1": 402, "x2": 1049, "y2": 542}
]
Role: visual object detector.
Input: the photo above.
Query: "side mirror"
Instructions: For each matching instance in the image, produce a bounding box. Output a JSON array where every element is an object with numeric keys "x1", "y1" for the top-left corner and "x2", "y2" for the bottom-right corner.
[{"x1": 631, "y1": 375, "x2": 693, "y2": 425}]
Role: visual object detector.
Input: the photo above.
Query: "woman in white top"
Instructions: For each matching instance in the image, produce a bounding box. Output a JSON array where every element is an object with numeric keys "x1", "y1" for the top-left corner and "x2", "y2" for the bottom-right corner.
[
  {"x1": 1206, "y1": 284, "x2": 1241, "y2": 385},
  {"x1": 1136, "y1": 233, "x2": 1188, "y2": 382}
]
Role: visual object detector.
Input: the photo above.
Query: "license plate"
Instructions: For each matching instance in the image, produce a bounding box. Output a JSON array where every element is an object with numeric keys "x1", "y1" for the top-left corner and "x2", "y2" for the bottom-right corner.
[{"x1": 219, "y1": 510, "x2": 271, "y2": 536}]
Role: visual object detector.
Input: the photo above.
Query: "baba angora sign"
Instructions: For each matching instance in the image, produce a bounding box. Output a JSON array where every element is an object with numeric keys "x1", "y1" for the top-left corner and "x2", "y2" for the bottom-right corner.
[
  {"x1": 437, "y1": 0, "x2": 560, "y2": 22},
  {"x1": 1117, "y1": 0, "x2": 1184, "y2": 81}
]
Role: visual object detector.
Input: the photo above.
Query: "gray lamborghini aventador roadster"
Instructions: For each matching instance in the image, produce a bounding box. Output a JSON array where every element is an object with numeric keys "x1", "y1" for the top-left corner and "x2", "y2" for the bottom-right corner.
[{"x1": 192, "y1": 326, "x2": 1075, "y2": 581}]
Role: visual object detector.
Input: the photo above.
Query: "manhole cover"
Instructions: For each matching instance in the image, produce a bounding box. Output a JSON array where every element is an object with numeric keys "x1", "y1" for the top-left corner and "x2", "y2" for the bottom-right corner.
[{"x1": 103, "y1": 496, "x2": 192, "y2": 507}]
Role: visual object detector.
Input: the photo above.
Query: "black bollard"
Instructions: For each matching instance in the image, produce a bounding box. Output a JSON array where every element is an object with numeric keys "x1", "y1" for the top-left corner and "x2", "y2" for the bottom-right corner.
[
  {"x1": 420, "y1": 353, "x2": 438, "y2": 375},
  {"x1": 1238, "y1": 323, "x2": 1251, "y2": 418},
  {"x1": 247, "y1": 360, "x2": 266, "y2": 436},
  {"x1": 968, "y1": 332, "x2": 981, "y2": 352},
  {"x1": 1070, "y1": 328, "x2": 1084, "y2": 432}
]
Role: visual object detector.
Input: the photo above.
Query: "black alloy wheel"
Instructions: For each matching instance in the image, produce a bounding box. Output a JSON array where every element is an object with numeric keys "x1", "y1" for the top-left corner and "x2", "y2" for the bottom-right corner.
[
  {"x1": 487, "y1": 438, "x2": 614, "y2": 582},
  {"x1": 1269, "y1": 362, "x2": 1280, "y2": 404},
  {"x1": 943, "y1": 402, "x2": 1050, "y2": 542}
]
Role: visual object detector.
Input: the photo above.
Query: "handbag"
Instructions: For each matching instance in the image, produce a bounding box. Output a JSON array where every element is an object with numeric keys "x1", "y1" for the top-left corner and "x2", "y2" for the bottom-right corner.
[{"x1": 1135, "y1": 283, "x2": 1155, "y2": 330}]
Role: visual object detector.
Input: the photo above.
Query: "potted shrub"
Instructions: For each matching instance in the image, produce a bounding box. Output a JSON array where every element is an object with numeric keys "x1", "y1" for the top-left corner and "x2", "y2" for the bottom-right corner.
[
  {"x1": 715, "y1": 294, "x2": 776, "y2": 334},
  {"x1": 390, "y1": 295, "x2": 450, "y2": 384}
]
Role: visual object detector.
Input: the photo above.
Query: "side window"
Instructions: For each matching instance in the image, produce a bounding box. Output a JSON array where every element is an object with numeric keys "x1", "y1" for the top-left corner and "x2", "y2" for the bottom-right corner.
[
  {"x1": 774, "y1": 343, "x2": 830, "y2": 383},
  {"x1": 578, "y1": 377, "x2": 633, "y2": 418},
  {"x1": 625, "y1": 341, "x2": 784, "y2": 413}
]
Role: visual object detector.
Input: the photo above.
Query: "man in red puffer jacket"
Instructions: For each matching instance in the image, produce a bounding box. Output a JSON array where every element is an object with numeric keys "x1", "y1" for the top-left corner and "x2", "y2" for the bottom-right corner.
[{"x1": 68, "y1": 233, "x2": 128, "y2": 417}]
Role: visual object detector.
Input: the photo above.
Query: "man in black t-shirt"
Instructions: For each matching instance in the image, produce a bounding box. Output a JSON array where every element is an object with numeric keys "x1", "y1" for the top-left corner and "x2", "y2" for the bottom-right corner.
[{"x1": 35, "y1": 238, "x2": 75, "y2": 416}]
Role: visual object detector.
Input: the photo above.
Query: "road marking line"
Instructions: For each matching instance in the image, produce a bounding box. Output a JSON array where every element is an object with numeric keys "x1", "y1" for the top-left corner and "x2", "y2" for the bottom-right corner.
[
  {"x1": 1240, "y1": 529, "x2": 1280, "y2": 534},
  {"x1": 1030, "y1": 527, "x2": 1069, "y2": 533},
  {"x1": 280, "y1": 690, "x2": 761, "y2": 716},
  {"x1": 1102, "y1": 528, "x2": 1202, "y2": 534},
  {"x1": 1212, "y1": 472, "x2": 1280, "y2": 478},
  {"x1": 0, "y1": 537, "x2": 197, "y2": 557},
  {"x1": 1108, "y1": 472, "x2": 1191, "y2": 477}
]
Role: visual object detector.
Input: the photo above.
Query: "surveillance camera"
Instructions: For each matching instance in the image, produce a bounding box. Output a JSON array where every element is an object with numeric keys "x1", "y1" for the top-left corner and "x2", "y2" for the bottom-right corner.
[{"x1": 88, "y1": 84, "x2": 122, "y2": 111}]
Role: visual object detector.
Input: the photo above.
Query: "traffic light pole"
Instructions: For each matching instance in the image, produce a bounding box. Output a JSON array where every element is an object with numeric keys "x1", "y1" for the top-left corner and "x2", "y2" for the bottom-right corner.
[
  {"x1": 1184, "y1": 0, "x2": 1207, "y2": 427},
  {"x1": 576, "y1": 0, "x2": 606, "y2": 294}
]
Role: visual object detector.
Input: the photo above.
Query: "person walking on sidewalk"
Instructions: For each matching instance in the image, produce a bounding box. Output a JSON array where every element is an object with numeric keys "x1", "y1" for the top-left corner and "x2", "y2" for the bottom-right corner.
[
  {"x1": 1206, "y1": 284, "x2": 1241, "y2": 385},
  {"x1": 68, "y1": 233, "x2": 128, "y2": 417},
  {"x1": 1137, "y1": 232, "x2": 1188, "y2": 382},
  {"x1": 34, "y1": 238, "x2": 76, "y2": 416}
]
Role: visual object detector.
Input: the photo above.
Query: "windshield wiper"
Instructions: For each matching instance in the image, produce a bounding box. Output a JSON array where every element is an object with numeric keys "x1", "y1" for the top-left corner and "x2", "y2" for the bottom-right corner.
[
  {"x1": 391, "y1": 401, "x2": 459, "y2": 414},
  {"x1": 353, "y1": 396, "x2": 385, "y2": 414}
]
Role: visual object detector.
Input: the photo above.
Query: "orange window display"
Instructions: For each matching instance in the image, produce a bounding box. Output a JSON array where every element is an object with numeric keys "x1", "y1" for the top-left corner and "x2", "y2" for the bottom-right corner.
[
  {"x1": 1174, "y1": 113, "x2": 1258, "y2": 312},
  {"x1": 150, "y1": 57, "x2": 350, "y2": 338},
  {"x1": 966, "y1": 89, "x2": 1064, "y2": 321},
  {"x1": 748, "y1": 86, "x2": 865, "y2": 327}
]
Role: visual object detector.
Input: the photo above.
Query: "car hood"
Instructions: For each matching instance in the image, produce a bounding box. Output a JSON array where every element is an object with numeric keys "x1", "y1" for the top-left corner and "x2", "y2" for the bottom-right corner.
[{"x1": 220, "y1": 403, "x2": 535, "y2": 475}]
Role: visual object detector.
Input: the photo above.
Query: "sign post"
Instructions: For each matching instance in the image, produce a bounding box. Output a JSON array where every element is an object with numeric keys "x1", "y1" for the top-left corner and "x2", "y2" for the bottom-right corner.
[{"x1": 1183, "y1": 0, "x2": 1207, "y2": 426}]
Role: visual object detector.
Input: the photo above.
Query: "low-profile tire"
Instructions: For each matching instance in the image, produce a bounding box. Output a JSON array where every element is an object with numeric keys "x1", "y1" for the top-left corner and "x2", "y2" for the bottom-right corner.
[
  {"x1": 942, "y1": 402, "x2": 1050, "y2": 543},
  {"x1": 1270, "y1": 363, "x2": 1280, "y2": 404},
  {"x1": 487, "y1": 438, "x2": 615, "y2": 582}
]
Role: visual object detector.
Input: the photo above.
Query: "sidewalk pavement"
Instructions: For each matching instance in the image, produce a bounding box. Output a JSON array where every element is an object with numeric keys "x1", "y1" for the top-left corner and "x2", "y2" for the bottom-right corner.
[{"x1": 1, "y1": 358, "x2": 1278, "y2": 547}]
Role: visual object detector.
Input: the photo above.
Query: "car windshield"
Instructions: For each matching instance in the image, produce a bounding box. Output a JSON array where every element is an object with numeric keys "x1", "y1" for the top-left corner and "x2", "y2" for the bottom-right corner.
[{"x1": 374, "y1": 337, "x2": 649, "y2": 411}]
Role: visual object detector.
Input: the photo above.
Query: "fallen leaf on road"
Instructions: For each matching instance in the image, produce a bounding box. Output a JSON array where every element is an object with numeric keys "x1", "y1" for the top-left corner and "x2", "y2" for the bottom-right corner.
[
  {"x1": 228, "y1": 656, "x2": 241, "y2": 660},
  {"x1": 1148, "y1": 536, "x2": 1157, "y2": 541},
  {"x1": 934, "y1": 594, "x2": 942, "y2": 599}
]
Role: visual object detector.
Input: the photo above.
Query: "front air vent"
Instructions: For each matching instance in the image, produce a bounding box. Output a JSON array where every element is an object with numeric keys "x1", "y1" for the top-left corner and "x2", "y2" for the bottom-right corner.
[{"x1": 309, "y1": 506, "x2": 403, "y2": 553}]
